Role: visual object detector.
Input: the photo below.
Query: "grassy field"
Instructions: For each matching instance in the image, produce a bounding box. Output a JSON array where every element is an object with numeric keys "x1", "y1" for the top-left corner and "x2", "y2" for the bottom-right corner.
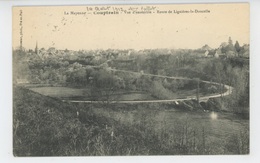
[
  {"x1": 28, "y1": 86, "x2": 248, "y2": 149},
  {"x1": 28, "y1": 86, "x2": 217, "y2": 101},
  {"x1": 29, "y1": 87, "x2": 156, "y2": 101},
  {"x1": 91, "y1": 105, "x2": 249, "y2": 154},
  {"x1": 14, "y1": 87, "x2": 249, "y2": 155},
  {"x1": 29, "y1": 87, "x2": 85, "y2": 97}
]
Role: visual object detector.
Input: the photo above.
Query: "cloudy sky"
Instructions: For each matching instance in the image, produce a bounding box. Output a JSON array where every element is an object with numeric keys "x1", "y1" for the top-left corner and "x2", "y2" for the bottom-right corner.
[{"x1": 13, "y1": 3, "x2": 249, "y2": 50}]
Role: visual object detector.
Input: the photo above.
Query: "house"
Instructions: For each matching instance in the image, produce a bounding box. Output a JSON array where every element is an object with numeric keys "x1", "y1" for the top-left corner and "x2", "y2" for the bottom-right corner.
[
  {"x1": 214, "y1": 49, "x2": 223, "y2": 58},
  {"x1": 206, "y1": 50, "x2": 215, "y2": 58},
  {"x1": 16, "y1": 78, "x2": 29, "y2": 84},
  {"x1": 201, "y1": 44, "x2": 212, "y2": 51},
  {"x1": 204, "y1": 50, "x2": 209, "y2": 57}
]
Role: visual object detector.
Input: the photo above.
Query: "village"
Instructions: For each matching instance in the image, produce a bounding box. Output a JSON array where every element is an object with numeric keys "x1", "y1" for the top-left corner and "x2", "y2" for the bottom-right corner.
[{"x1": 24, "y1": 37, "x2": 249, "y2": 62}]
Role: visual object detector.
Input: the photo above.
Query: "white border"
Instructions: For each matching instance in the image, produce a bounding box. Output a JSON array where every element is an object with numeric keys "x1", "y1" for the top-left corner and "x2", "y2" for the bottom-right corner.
[{"x1": 1, "y1": 0, "x2": 259, "y2": 163}]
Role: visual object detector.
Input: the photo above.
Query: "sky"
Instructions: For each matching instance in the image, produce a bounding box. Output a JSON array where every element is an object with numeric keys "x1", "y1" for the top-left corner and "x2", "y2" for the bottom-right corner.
[{"x1": 12, "y1": 3, "x2": 249, "y2": 50}]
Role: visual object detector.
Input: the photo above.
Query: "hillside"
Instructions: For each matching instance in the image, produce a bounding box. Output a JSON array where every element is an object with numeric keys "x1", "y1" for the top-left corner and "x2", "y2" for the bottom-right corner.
[
  {"x1": 13, "y1": 86, "x2": 182, "y2": 156},
  {"x1": 13, "y1": 86, "x2": 249, "y2": 156}
]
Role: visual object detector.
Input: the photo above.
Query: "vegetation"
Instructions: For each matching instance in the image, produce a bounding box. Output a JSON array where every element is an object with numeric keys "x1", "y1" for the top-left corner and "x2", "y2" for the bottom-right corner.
[
  {"x1": 13, "y1": 87, "x2": 249, "y2": 156},
  {"x1": 13, "y1": 37, "x2": 249, "y2": 155}
]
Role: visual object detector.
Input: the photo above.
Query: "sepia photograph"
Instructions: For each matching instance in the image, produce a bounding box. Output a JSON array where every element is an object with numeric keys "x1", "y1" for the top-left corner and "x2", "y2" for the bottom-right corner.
[{"x1": 12, "y1": 3, "x2": 250, "y2": 156}]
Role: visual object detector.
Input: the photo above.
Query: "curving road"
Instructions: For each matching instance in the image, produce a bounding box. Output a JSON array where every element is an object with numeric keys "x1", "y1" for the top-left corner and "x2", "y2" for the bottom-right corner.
[{"x1": 62, "y1": 68, "x2": 233, "y2": 104}]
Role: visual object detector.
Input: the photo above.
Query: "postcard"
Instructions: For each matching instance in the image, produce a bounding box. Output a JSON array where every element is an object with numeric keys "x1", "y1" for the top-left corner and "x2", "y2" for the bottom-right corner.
[{"x1": 12, "y1": 3, "x2": 249, "y2": 156}]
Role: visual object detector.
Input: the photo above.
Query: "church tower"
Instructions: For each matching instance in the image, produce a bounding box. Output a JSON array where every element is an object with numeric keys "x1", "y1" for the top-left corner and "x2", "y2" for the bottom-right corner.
[{"x1": 35, "y1": 41, "x2": 39, "y2": 55}]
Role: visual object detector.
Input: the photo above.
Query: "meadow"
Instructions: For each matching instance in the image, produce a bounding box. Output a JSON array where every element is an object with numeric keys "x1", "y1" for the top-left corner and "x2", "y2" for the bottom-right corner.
[
  {"x1": 13, "y1": 87, "x2": 249, "y2": 156},
  {"x1": 90, "y1": 103, "x2": 249, "y2": 154},
  {"x1": 28, "y1": 83, "x2": 221, "y2": 102}
]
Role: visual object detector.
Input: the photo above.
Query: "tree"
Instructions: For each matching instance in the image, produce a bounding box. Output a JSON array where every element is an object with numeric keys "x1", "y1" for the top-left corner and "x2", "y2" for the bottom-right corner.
[
  {"x1": 228, "y1": 37, "x2": 233, "y2": 46},
  {"x1": 91, "y1": 70, "x2": 124, "y2": 103},
  {"x1": 196, "y1": 78, "x2": 200, "y2": 106},
  {"x1": 226, "y1": 37, "x2": 236, "y2": 52},
  {"x1": 234, "y1": 41, "x2": 241, "y2": 53}
]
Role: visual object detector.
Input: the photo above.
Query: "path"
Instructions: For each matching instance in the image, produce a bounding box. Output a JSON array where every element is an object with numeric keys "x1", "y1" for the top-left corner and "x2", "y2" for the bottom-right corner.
[{"x1": 62, "y1": 68, "x2": 233, "y2": 104}]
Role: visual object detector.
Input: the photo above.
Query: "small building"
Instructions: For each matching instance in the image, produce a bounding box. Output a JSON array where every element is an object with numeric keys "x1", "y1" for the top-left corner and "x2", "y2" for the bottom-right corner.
[
  {"x1": 15, "y1": 78, "x2": 29, "y2": 84},
  {"x1": 204, "y1": 50, "x2": 209, "y2": 57},
  {"x1": 214, "y1": 49, "x2": 223, "y2": 58},
  {"x1": 206, "y1": 50, "x2": 216, "y2": 58}
]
